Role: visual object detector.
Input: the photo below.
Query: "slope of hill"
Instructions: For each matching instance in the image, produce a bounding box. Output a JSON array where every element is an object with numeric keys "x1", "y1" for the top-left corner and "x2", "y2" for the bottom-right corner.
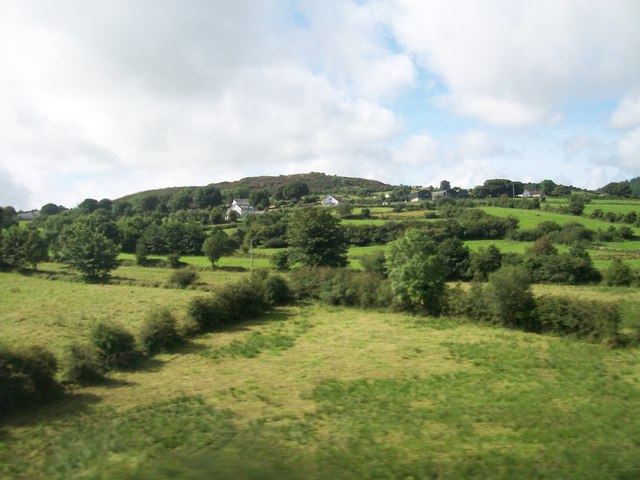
[{"x1": 117, "y1": 172, "x2": 392, "y2": 203}]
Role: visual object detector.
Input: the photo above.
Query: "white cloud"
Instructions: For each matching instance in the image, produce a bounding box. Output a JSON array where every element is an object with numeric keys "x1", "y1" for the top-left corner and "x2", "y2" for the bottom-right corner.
[
  {"x1": 617, "y1": 127, "x2": 640, "y2": 170},
  {"x1": 1, "y1": 0, "x2": 639, "y2": 209},
  {"x1": 389, "y1": 0, "x2": 640, "y2": 127},
  {"x1": 391, "y1": 132, "x2": 439, "y2": 166},
  {"x1": 611, "y1": 90, "x2": 640, "y2": 130},
  {"x1": 0, "y1": 0, "x2": 412, "y2": 209},
  {"x1": 563, "y1": 135, "x2": 613, "y2": 165},
  {"x1": 0, "y1": 167, "x2": 30, "y2": 208},
  {"x1": 455, "y1": 130, "x2": 506, "y2": 158},
  {"x1": 438, "y1": 94, "x2": 561, "y2": 128}
]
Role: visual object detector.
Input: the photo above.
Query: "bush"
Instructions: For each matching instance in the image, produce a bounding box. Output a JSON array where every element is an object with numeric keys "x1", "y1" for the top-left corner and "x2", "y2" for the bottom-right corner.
[
  {"x1": 290, "y1": 267, "x2": 393, "y2": 310},
  {"x1": 360, "y1": 250, "x2": 387, "y2": 276},
  {"x1": 138, "y1": 308, "x2": 183, "y2": 356},
  {"x1": 0, "y1": 344, "x2": 61, "y2": 412},
  {"x1": 270, "y1": 250, "x2": 290, "y2": 271},
  {"x1": 263, "y1": 274, "x2": 293, "y2": 306},
  {"x1": 166, "y1": 253, "x2": 182, "y2": 269},
  {"x1": 89, "y1": 322, "x2": 140, "y2": 370},
  {"x1": 167, "y1": 267, "x2": 199, "y2": 288},
  {"x1": 445, "y1": 282, "x2": 492, "y2": 323},
  {"x1": 63, "y1": 344, "x2": 105, "y2": 385},
  {"x1": 605, "y1": 259, "x2": 635, "y2": 286},
  {"x1": 186, "y1": 278, "x2": 271, "y2": 332},
  {"x1": 534, "y1": 296, "x2": 622, "y2": 344},
  {"x1": 186, "y1": 296, "x2": 226, "y2": 332}
]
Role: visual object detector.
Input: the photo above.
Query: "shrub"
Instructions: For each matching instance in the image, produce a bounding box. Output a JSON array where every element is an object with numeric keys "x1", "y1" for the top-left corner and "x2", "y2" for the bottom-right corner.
[
  {"x1": 605, "y1": 259, "x2": 635, "y2": 287},
  {"x1": 167, "y1": 268, "x2": 199, "y2": 288},
  {"x1": 186, "y1": 296, "x2": 226, "y2": 332},
  {"x1": 186, "y1": 278, "x2": 272, "y2": 332},
  {"x1": 135, "y1": 238, "x2": 149, "y2": 266},
  {"x1": 89, "y1": 322, "x2": 139, "y2": 370},
  {"x1": 270, "y1": 250, "x2": 290, "y2": 271},
  {"x1": 263, "y1": 274, "x2": 293, "y2": 306},
  {"x1": 0, "y1": 344, "x2": 61, "y2": 412},
  {"x1": 468, "y1": 245, "x2": 502, "y2": 281},
  {"x1": 534, "y1": 296, "x2": 621, "y2": 344},
  {"x1": 63, "y1": 343, "x2": 105, "y2": 385},
  {"x1": 138, "y1": 308, "x2": 183, "y2": 356},
  {"x1": 360, "y1": 250, "x2": 387, "y2": 276},
  {"x1": 289, "y1": 267, "x2": 392, "y2": 310},
  {"x1": 166, "y1": 253, "x2": 182, "y2": 269},
  {"x1": 445, "y1": 282, "x2": 492, "y2": 323}
]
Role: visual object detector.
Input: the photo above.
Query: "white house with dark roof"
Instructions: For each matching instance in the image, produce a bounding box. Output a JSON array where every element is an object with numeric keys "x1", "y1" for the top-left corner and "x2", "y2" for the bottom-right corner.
[
  {"x1": 225, "y1": 198, "x2": 255, "y2": 219},
  {"x1": 321, "y1": 194, "x2": 341, "y2": 206}
]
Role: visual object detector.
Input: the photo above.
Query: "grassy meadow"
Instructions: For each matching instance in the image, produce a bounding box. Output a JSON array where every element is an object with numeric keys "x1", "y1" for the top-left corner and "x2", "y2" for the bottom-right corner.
[{"x1": 2, "y1": 266, "x2": 640, "y2": 479}]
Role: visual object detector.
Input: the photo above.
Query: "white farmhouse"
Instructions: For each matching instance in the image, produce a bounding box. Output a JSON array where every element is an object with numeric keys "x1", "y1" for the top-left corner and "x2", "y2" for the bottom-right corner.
[
  {"x1": 225, "y1": 198, "x2": 255, "y2": 219},
  {"x1": 321, "y1": 195, "x2": 342, "y2": 206}
]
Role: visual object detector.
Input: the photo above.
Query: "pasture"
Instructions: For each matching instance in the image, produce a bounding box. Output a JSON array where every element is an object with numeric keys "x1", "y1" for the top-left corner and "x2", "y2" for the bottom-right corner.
[
  {"x1": 479, "y1": 206, "x2": 640, "y2": 235},
  {"x1": 1, "y1": 272, "x2": 640, "y2": 479}
]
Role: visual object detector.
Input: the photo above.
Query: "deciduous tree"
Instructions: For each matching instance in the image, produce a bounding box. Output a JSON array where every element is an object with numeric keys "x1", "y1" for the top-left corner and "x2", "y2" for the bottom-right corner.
[
  {"x1": 287, "y1": 208, "x2": 348, "y2": 267},
  {"x1": 58, "y1": 222, "x2": 119, "y2": 281},
  {"x1": 385, "y1": 229, "x2": 447, "y2": 315},
  {"x1": 202, "y1": 228, "x2": 235, "y2": 267}
]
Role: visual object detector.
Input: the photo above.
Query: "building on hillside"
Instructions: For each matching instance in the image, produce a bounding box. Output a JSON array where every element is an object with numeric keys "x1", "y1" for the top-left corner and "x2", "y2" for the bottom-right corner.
[
  {"x1": 16, "y1": 210, "x2": 40, "y2": 221},
  {"x1": 521, "y1": 190, "x2": 542, "y2": 198},
  {"x1": 225, "y1": 198, "x2": 255, "y2": 219},
  {"x1": 321, "y1": 194, "x2": 342, "y2": 206},
  {"x1": 410, "y1": 190, "x2": 432, "y2": 202}
]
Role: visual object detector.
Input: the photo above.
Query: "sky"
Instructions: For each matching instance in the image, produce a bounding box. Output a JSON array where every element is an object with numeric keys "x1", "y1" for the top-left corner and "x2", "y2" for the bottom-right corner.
[{"x1": 1, "y1": 0, "x2": 640, "y2": 210}]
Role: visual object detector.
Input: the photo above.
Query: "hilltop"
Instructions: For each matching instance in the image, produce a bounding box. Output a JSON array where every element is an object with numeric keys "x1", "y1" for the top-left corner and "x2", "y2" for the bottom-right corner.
[{"x1": 117, "y1": 172, "x2": 392, "y2": 203}]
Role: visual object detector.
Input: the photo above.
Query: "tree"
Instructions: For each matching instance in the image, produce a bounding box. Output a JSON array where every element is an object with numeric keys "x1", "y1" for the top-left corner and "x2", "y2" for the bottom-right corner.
[
  {"x1": 484, "y1": 265, "x2": 536, "y2": 330},
  {"x1": 385, "y1": 229, "x2": 447, "y2": 315},
  {"x1": 97, "y1": 198, "x2": 113, "y2": 211},
  {"x1": 0, "y1": 206, "x2": 18, "y2": 228},
  {"x1": 22, "y1": 226, "x2": 48, "y2": 269},
  {"x1": 287, "y1": 208, "x2": 348, "y2": 267},
  {"x1": 202, "y1": 228, "x2": 235, "y2": 267},
  {"x1": 0, "y1": 226, "x2": 29, "y2": 269},
  {"x1": 249, "y1": 189, "x2": 271, "y2": 210},
  {"x1": 469, "y1": 245, "x2": 502, "y2": 280},
  {"x1": 77, "y1": 198, "x2": 99, "y2": 214},
  {"x1": 40, "y1": 203, "x2": 61, "y2": 216},
  {"x1": 136, "y1": 195, "x2": 160, "y2": 212},
  {"x1": 601, "y1": 181, "x2": 632, "y2": 198},
  {"x1": 390, "y1": 185, "x2": 411, "y2": 202},
  {"x1": 540, "y1": 179, "x2": 557, "y2": 196},
  {"x1": 194, "y1": 185, "x2": 222, "y2": 209},
  {"x1": 167, "y1": 189, "x2": 194, "y2": 212},
  {"x1": 277, "y1": 182, "x2": 309, "y2": 201},
  {"x1": 0, "y1": 225, "x2": 47, "y2": 270},
  {"x1": 562, "y1": 194, "x2": 587, "y2": 216},
  {"x1": 336, "y1": 202, "x2": 353, "y2": 218},
  {"x1": 58, "y1": 222, "x2": 119, "y2": 281},
  {"x1": 437, "y1": 237, "x2": 470, "y2": 280}
]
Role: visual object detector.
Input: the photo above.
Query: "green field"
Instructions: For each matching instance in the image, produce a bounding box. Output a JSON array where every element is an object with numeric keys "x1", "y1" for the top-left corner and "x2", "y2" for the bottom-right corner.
[
  {"x1": 1, "y1": 271, "x2": 640, "y2": 479},
  {"x1": 480, "y1": 206, "x2": 640, "y2": 235},
  {"x1": 584, "y1": 199, "x2": 640, "y2": 215}
]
